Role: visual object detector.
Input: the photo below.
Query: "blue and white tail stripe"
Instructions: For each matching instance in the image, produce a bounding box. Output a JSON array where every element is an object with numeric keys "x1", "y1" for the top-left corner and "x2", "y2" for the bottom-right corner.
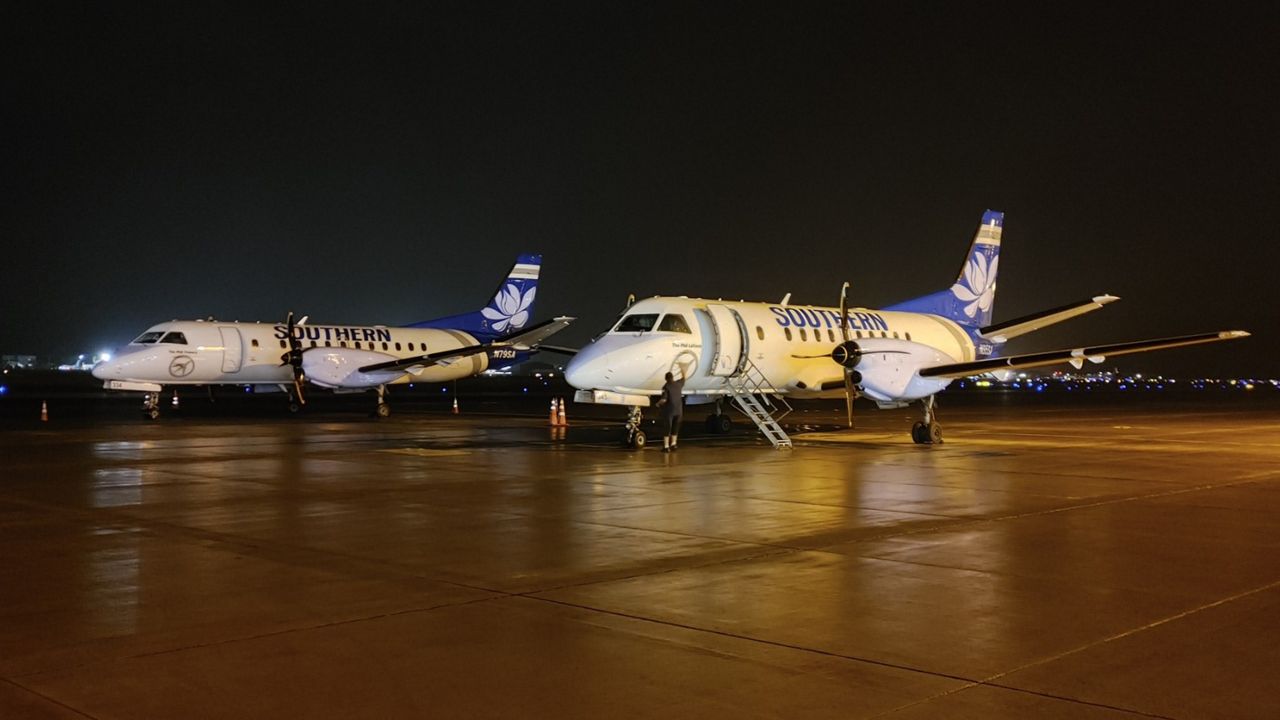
[
  {"x1": 411, "y1": 254, "x2": 542, "y2": 338},
  {"x1": 885, "y1": 210, "x2": 1002, "y2": 328}
]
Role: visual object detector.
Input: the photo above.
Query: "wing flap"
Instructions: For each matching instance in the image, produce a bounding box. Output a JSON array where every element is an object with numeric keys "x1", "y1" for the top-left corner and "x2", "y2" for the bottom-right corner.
[
  {"x1": 979, "y1": 295, "x2": 1119, "y2": 342},
  {"x1": 919, "y1": 331, "x2": 1249, "y2": 379}
]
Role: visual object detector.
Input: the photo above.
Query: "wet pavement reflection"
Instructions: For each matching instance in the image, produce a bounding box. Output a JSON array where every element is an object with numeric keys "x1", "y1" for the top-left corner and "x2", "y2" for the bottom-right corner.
[{"x1": 2, "y1": 401, "x2": 1278, "y2": 718}]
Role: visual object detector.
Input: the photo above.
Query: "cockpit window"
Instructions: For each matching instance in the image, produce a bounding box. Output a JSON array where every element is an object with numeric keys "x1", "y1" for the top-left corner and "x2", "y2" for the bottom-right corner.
[
  {"x1": 132, "y1": 331, "x2": 164, "y2": 344},
  {"x1": 614, "y1": 314, "x2": 659, "y2": 333},
  {"x1": 657, "y1": 314, "x2": 692, "y2": 333},
  {"x1": 159, "y1": 332, "x2": 188, "y2": 345}
]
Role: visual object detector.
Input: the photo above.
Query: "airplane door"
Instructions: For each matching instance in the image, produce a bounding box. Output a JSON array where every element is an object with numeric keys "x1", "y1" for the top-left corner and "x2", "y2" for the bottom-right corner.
[
  {"x1": 219, "y1": 327, "x2": 243, "y2": 373},
  {"x1": 705, "y1": 304, "x2": 746, "y2": 376}
]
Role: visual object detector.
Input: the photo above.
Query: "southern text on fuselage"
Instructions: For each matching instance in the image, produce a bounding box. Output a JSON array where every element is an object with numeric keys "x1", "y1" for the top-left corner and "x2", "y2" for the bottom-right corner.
[{"x1": 768, "y1": 307, "x2": 889, "y2": 332}]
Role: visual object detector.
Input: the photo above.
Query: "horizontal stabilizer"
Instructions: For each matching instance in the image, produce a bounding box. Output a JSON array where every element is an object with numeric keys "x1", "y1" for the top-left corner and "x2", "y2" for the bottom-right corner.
[
  {"x1": 358, "y1": 317, "x2": 573, "y2": 374},
  {"x1": 919, "y1": 330, "x2": 1250, "y2": 379},
  {"x1": 979, "y1": 295, "x2": 1119, "y2": 342}
]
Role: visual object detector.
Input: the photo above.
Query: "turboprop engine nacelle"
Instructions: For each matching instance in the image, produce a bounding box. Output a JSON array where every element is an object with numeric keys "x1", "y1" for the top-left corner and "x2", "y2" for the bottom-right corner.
[
  {"x1": 839, "y1": 338, "x2": 956, "y2": 402},
  {"x1": 302, "y1": 348, "x2": 404, "y2": 389}
]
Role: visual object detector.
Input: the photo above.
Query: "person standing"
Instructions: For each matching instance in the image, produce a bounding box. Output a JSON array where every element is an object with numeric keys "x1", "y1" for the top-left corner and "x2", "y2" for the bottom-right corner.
[{"x1": 656, "y1": 371, "x2": 685, "y2": 451}]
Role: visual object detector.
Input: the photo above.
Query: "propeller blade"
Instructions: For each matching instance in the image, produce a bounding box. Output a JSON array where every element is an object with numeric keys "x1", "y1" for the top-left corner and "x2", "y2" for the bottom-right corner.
[
  {"x1": 844, "y1": 369, "x2": 857, "y2": 429},
  {"x1": 839, "y1": 282, "x2": 851, "y2": 343}
]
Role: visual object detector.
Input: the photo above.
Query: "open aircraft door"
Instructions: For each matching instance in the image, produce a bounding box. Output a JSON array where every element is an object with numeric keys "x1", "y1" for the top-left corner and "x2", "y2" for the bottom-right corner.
[
  {"x1": 705, "y1": 304, "x2": 747, "y2": 376},
  {"x1": 219, "y1": 327, "x2": 243, "y2": 373}
]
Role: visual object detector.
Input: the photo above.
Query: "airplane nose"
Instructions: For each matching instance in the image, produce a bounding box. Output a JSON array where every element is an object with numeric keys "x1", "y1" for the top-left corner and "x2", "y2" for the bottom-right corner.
[
  {"x1": 565, "y1": 345, "x2": 610, "y2": 389},
  {"x1": 91, "y1": 360, "x2": 111, "y2": 380}
]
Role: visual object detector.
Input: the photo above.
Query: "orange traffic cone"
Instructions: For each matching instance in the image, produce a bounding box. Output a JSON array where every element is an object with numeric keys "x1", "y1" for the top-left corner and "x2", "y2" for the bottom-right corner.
[
  {"x1": 41, "y1": 400, "x2": 48, "y2": 422},
  {"x1": 549, "y1": 397, "x2": 559, "y2": 426},
  {"x1": 452, "y1": 397, "x2": 459, "y2": 414},
  {"x1": 556, "y1": 397, "x2": 568, "y2": 427}
]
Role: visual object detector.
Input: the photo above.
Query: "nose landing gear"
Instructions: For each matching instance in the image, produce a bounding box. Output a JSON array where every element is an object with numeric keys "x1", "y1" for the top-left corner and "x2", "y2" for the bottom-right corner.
[
  {"x1": 142, "y1": 392, "x2": 161, "y2": 420},
  {"x1": 374, "y1": 385, "x2": 391, "y2": 418},
  {"x1": 624, "y1": 406, "x2": 646, "y2": 449},
  {"x1": 911, "y1": 395, "x2": 943, "y2": 444}
]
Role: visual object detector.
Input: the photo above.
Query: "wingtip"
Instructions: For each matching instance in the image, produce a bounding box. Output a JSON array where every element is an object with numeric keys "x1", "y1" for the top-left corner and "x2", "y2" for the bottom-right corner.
[
  {"x1": 1221, "y1": 330, "x2": 1251, "y2": 339},
  {"x1": 1094, "y1": 294, "x2": 1121, "y2": 304}
]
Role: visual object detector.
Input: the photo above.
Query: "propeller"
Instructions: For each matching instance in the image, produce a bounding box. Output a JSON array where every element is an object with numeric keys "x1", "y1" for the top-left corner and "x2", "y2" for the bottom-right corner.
[
  {"x1": 838, "y1": 282, "x2": 857, "y2": 428},
  {"x1": 279, "y1": 311, "x2": 308, "y2": 405}
]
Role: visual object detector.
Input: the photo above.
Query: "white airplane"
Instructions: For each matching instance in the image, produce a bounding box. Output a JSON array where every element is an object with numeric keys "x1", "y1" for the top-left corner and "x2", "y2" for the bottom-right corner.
[
  {"x1": 92, "y1": 254, "x2": 572, "y2": 418},
  {"x1": 564, "y1": 211, "x2": 1249, "y2": 447}
]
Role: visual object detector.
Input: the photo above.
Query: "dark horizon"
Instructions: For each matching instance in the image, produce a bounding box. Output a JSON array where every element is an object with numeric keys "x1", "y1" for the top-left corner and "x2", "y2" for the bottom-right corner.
[{"x1": 4, "y1": 6, "x2": 1276, "y2": 376}]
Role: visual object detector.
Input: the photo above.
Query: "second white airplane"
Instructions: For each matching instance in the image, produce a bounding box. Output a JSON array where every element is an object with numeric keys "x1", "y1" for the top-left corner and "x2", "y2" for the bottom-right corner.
[{"x1": 564, "y1": 211, "x2": 1249, "y2": 447}]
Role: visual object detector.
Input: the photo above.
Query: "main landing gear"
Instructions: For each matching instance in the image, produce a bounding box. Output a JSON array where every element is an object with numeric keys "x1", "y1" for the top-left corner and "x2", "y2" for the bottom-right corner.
[
  {"x1": 142, "y1": 392, "x2": 161, "y2": 420},
  {"x1": 623, "y1": 406, "x2": 645, "y2": 449},
  {"x1": 374, "y1": 385, "x2": 391, "y2": 418},
  {"x1": 911, "y1": 395, "x2": 943, "y2": 445}
]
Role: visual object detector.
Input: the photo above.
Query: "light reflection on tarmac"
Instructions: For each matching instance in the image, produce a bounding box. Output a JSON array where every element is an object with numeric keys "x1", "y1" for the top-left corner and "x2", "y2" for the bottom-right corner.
[{"x1": 1, "y1": 400, "x2": 1278, "y2": 719}]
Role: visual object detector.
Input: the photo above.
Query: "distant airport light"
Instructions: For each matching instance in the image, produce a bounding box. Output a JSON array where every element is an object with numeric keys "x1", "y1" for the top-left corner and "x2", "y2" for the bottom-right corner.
[{"x1": 99, "y1": 351, "x2": 112, "y2": 362}]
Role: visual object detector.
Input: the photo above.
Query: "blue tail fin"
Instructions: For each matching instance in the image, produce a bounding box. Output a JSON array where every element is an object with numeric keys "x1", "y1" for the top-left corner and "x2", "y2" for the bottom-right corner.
[
  {"x1": 411, "y1": 254, "x2": 541, "y2": 338},
  {"x1": 884, "y1": 210, "x2": 1002, "y2": 327}
]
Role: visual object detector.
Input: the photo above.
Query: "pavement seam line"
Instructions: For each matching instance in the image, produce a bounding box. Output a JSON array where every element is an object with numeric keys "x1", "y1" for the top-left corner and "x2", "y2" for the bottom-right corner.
[{"x1": 0, "y1": 676, "x2": 101, "y2": 720}]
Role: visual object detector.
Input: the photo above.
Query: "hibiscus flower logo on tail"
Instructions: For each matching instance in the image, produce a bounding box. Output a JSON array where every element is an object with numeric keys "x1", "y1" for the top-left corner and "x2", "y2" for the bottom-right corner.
[
  {"x1": 482, "y1": 284, "x2": 536, "y2": 332},
  {"x1": 951, "y1": 252, "x2": 998, "y2": 319}
]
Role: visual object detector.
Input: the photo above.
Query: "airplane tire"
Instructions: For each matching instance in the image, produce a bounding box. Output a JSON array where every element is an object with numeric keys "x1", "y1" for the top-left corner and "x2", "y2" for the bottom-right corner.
[
  {"x1": 928, "y1": 422, "x2": 943, "y2": 444},
  {"x1": 288, "y1": 402, "x2": 301, "y2": 414},
  {"x1": 705, "y1": 415, "x2": 732, "y2": 434},
  {"x1": 911, "y1": 422, "x2": 926, "y2": 444},
  {"x1": 630, "y1": 430, "x2": 646, "y2": 450},
  {"x1": 146, "y1": 408, "x2": 160, "y2": 420},
  {"x1": 376, "y1": 403, "x2": 391, "y2": 418}
]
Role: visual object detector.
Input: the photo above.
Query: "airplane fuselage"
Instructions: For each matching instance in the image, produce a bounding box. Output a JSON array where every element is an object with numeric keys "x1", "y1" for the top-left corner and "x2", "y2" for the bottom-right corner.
[
  {"x1": 565, "y1": 296, "x2": 983, "y2": 405},
  {"x1": 92, "y1": 319, "x2": 511, "y2": 389}
]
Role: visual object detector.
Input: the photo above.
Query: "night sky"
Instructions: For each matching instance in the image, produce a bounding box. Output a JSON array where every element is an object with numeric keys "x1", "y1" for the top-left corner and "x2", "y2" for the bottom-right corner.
[{"x1": 4, "y1": 5, "x2": 1276, "y2": 376}]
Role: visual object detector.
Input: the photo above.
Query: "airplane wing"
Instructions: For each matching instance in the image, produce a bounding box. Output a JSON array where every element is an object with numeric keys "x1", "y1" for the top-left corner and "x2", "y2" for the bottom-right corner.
[
  {"x1": 534, "y1": 345, "x2": 579, "y2": 356},
  {"x1": 357, "y1": 316, "x2": 574, "y2": 374},
  {"x1": 919, "y1": 330, "x2": 1249, "y2": 379},
  {"x1": 978, "y1": 295, "x2": 1119, "y2": 342}
]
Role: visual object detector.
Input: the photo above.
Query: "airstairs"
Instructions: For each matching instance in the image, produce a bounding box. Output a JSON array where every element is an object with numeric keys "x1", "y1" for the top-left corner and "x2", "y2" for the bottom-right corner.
[{"x1": 725, "y1": 358, "x2": 793, "y2": 448}]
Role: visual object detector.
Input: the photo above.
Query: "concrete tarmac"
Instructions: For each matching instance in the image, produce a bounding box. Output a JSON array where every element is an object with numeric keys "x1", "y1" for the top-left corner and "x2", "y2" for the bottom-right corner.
[{"x1": 2, "y1": 399, "x2": 1278, "y2": 719}]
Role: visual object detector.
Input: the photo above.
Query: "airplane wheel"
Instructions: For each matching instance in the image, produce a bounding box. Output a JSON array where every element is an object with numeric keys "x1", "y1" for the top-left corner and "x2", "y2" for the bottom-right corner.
[
  {"x1": 911, "y1": 421, "x2": 926, "y2": 444},
  {"x1": 714, "y1": 415, "x2": 732, "y2": 433},
  {"x1": 928, "y1": 422, "x2": 943, "y2": 444},
  {"x1": 376, "y1": 403, "x2": 391, "y2": 418},
  {"x1": 145, "y1": 407, "x2": 160, "y2": 420},
  {"x1": 288, "y1": 402, "x2": 301, "y2": 414},
  {"x1": 630, "y1": 430, "x2": 646, "y2": 450}
]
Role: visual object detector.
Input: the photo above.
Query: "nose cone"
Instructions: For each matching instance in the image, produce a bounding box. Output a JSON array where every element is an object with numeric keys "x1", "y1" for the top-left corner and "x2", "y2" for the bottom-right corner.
[
  {"x1": 91, "y1": 359, "x2": 112, "y2": 380},
  {"x1": 564, "y1": 343, "x2": 610, "y2": 389}
]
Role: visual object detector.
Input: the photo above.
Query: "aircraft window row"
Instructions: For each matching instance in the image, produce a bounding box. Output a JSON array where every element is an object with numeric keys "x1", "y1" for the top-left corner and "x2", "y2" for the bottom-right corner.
[
  {"x1": 656, "y1": 314, "x2": 692, "y2": 333},
  {"x1": 615, "y1": 314, "x2": 658, "y2": 333},
  {"x1": 132, "y1": 331, "x2": 165, "y2": 344},
  {"x1": 275, "y1": 338, "x2": 423, "y2": 352},
  {"x1": 159, "y1": 332, "x2": 187, "y2": 345}
]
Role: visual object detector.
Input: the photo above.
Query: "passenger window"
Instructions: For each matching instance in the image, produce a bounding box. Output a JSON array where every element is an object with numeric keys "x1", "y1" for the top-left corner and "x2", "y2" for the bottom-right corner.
[
  {"x1": 893, "y1": 332, "x2": 899, "y2": 339},
  {"x1": 784, "y1": 328, "x2": 792, "y2": 341},
  {"x1": 615, "y1": 314, "x2": 659, "y2": 333},
  {"x1": 382, "y1": 342, "x2": 388, "y2": 350},
  {"x1": 395, "y1": 342, "x2": 401, "y2": 351},
  {"x1": 325, "y1": 341, "x2": 331, "y2": 347},
  {"x1": 855, "y1": 331, "x2": 862, "y2": 339},
  {"x1": 799, "y1": 328, "x2": 807, "y2": 341},
  {"x1": 279, "y1": 339, "x2": 287, "y2": 349},
  {"x1": 408, "y1": 342, "x2": 415, "y2": 351},
  {"x1": 656, "y1": 314, "x2": 691, "y2": 333},
  {"x1": 756, "y1": 326, "x2": 764, "y2": 341},
  {"x1": 355, "y1": 341, "x2": 362, "y2": 349},
  {"x1": 251, "y1": 339, "x2": 259, "y2": 348},
  {"x1": 340, "y1": 341, "x2": 347, "y2": 348},
  {"x1": 132, "y1": 331, "x2": 164, "y2": 344},
  {"x1": 160, "y1": 332, "x2": 188, "y2": 345},
  {"x1": 310, "y1": 341, "x2": 317, "y2": 347},
  {"x1": 905, "y1": 332, "x2": 912, "y2": 341},
  {"x1": 828, "y1": 329, "x2": 835, "y2": 342}
]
